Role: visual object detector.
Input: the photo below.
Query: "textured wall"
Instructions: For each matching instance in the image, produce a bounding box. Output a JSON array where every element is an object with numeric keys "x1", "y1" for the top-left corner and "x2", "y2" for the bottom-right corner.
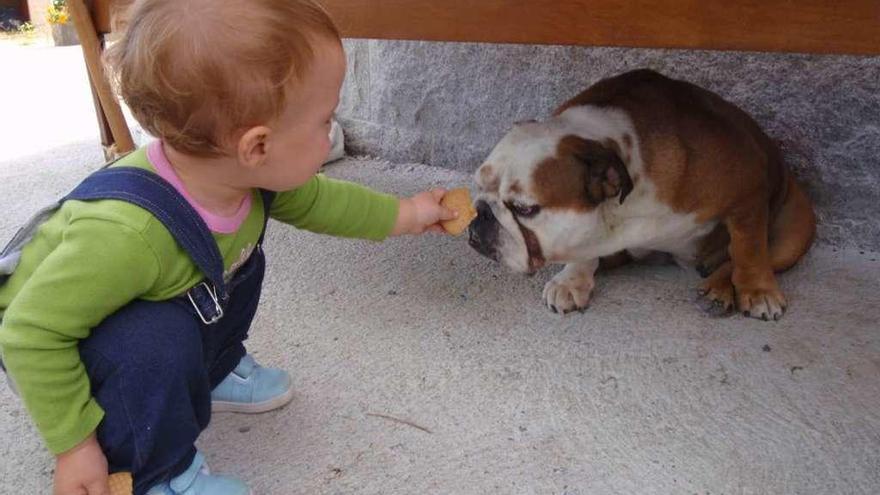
[{"x1": 338, "y1": 40, "x2": 880, "y2": 250}]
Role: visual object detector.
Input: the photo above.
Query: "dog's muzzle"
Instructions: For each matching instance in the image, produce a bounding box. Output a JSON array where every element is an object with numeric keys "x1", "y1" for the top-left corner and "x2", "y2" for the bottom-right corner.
[{"x1": 468, "y1": 200, "x2": 500, "y2": 261}]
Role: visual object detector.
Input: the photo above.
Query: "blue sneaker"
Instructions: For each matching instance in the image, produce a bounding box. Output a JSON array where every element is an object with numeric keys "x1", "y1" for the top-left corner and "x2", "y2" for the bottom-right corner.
[
  {"x1": 211, "y1": 354, "x2": 293, "y2": 413},
  {"x1": 146, "y1": 452, "x2": 250, "y2": 495}
]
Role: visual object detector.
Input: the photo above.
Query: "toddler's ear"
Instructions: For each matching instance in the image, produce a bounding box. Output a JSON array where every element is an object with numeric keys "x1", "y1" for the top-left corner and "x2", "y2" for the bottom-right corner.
[{"x1": 237, "y1": 126, "x2": 272, "y2": 169}]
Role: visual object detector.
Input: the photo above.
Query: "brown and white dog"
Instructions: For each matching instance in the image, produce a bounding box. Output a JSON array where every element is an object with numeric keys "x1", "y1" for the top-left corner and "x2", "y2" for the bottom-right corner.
[{"x1": 468, "y1": 69, "x2": 816, "y2": 321}]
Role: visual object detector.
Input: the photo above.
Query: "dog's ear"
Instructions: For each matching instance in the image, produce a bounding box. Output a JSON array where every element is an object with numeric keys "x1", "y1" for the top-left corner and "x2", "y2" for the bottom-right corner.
[{"x1": 570, "y1": 138, "x2": 633, "y2": 205}]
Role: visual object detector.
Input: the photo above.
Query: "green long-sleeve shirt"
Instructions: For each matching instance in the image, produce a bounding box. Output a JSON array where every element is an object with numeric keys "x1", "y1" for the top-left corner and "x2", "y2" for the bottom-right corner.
[{"x1": 0, "y1": 146, "x2": 399, "y2": 454}]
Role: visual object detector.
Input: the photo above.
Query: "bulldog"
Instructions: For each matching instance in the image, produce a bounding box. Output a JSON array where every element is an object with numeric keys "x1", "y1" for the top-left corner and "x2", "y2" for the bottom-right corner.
[{"x1": 468, "y1": 69, "x2": 816, "y2": 321}]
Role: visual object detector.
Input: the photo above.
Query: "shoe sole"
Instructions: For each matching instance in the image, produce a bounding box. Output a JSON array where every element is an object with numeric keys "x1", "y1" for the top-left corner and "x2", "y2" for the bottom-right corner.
[{"x1": 211, "y1": 386, "x2": 295, "y2": 414}]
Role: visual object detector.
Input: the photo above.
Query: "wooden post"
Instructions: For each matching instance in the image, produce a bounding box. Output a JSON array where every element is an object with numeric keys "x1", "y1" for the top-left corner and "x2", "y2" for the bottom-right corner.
[{"x1": 67, "y1": 0, "x2": 135, "y2": 156}]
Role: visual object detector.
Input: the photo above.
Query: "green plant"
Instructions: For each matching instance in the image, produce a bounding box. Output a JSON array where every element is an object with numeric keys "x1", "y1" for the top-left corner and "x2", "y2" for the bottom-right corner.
[
  {"x1": 17, "y1": 22, "x2": 35, "y2": 34},
  {"x1": 46, "y1": 0, "x2": 69, "y2": 25}
]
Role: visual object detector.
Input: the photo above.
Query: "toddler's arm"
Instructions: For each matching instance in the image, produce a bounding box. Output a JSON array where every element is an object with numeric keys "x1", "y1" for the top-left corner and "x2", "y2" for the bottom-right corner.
[
  {"x1": 269, "y1": 174, "x2": 453, "y2": 240},
  {"x1": 0, "y1": 218, "x2": 159, "y2": 455}
]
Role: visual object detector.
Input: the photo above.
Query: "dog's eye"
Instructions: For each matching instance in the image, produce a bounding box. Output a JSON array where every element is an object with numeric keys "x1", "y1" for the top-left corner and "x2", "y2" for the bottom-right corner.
[{"x1": 508, "y1": 202, "x2": 541, "y2": 218}]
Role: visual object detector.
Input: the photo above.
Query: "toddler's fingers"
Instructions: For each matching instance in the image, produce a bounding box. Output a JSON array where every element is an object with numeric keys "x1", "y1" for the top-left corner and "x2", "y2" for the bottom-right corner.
[
  {"x1": 430, "y1": 188, "x2": 447, "y2": 202},
  {"x1": 439, "y1": 205, "x2": 458, "y2": 221},
  {"x1": 427, "y1": 224, "x2": 446, "y2": 234},
  {"x1": 85, "y1": 479, "x2": 110, "y2": 495}
]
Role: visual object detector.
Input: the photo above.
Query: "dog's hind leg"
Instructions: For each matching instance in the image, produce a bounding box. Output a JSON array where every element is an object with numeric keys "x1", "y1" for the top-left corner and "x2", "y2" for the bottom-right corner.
[
  {"x1": 697, "y1": 176, "x2": 815, "y2": 319},
  {"x1": 768, "y1": 176, "x2": 816, "y2": 273}
]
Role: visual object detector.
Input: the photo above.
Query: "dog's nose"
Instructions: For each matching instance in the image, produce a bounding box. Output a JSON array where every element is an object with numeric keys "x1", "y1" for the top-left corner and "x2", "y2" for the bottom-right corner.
[
  {"x1": 475, "y1": 200, "x2": 494, "y2": 222},
  {"x1": 467, "y1": 225, "x2": 480, "y2": 248},
  {"x1": 468, "y1": 201, "x2": 500, "y2": 261}
]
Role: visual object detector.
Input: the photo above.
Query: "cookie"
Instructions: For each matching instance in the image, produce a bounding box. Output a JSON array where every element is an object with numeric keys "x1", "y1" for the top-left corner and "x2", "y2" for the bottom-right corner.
[
  {"x1": 440, "y1": 188, "x2": 478, "y2": 236},
  {"x1": 108, "y1": 472, "x2": 133, "y2": 495}
]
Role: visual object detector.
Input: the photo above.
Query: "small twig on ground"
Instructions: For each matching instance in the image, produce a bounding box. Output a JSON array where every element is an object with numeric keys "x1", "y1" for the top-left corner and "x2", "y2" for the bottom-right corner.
[{"x1": 366, "y1": 412, "x2": 433, "y2": 434}]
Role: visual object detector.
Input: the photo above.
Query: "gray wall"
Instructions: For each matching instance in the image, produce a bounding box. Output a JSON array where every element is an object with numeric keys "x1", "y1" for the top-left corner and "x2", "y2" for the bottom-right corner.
[{"x1": 337, "y1": 40, "x2": 880, "y2": 250}]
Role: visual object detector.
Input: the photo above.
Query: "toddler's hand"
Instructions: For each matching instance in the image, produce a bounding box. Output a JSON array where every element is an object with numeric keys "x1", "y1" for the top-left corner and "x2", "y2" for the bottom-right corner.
[
  {"x1": 54, "y1": 434, "x2": 109, "y2": 495},
  {"x1": 392, "y1": 189, "x2": 458, "y2": 236}
]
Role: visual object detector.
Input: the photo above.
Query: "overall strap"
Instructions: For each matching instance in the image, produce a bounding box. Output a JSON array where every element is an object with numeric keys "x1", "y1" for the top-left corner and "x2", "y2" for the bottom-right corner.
[
  {"x1": 178, "y1": 188, "x2": 274, "y2": 325},
  {"x1": 258, "y1": 189, "x2": 276, "y2": 242},
  {"x1": 189, "y1": 188, "x2": 273, "y2": 323}
]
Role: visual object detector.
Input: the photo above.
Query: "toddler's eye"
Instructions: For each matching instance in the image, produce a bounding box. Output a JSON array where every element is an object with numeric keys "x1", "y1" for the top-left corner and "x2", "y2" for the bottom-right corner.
[{"x1": 508, "y1": 202, "x2": 541, "y2": 218}]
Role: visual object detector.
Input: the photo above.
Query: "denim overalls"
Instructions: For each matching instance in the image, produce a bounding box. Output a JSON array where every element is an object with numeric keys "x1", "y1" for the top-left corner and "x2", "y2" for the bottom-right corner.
[{"x1": 0, "y1": 166, "x2": 274, "y2": 494}]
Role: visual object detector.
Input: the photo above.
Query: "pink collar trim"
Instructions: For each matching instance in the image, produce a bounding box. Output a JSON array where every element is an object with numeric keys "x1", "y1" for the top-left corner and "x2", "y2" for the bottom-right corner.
[{"x1": 146, "y1": 141, "x2": 252, "y2": 234}]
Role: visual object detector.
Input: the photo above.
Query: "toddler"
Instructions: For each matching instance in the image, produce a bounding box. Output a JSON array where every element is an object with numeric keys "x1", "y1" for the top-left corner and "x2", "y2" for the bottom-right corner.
[{"x1": 0, "y1": 1, "x2": 455, "y2": 493}]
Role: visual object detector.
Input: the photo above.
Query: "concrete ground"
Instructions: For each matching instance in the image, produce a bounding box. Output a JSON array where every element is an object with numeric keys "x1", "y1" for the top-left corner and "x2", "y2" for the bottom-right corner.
[{"x1": 2, "y1": 42, "x2": 880, "y2": 495}]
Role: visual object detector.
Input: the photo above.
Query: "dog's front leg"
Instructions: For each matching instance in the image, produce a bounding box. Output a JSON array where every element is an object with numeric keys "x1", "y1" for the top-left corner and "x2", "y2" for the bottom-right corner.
[{"x1": 542, "y1": 260, "x2": 599, "y2": 314}]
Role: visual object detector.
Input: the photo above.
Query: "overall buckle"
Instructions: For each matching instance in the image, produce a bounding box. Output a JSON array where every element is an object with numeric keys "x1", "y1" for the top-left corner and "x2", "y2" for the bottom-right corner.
[{"x1": 187, "y1": 282, "x2": 224, "y2": 325}]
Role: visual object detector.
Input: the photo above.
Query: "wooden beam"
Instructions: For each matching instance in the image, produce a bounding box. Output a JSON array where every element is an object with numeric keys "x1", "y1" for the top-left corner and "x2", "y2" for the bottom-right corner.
[
  {"x1": 69, "y1": 0, "x2": 135, "y2": 154},
  {"x1": 91, "y1": 0, "x2": 879, "y2": 55},
  {"x1": 86, "y1": 0, "x2": 116, "y2": 34},
  {"x1": 321, "y1": 0, "x2": 880, "y2": 55},
  {"x1": 19, "y1": 0, "x2": 30, "y2": 22}
]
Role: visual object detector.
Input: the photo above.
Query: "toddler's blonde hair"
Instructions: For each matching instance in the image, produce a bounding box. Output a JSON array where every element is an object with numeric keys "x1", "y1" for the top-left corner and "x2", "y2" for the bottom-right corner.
[{"x1": 105, "y1": 0, "x2": 340, "y2": 157}]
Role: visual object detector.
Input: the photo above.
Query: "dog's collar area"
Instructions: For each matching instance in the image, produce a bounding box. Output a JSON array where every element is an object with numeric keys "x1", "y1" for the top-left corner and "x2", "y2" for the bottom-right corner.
[{"x1": 515, "y1": 221, "x2": 545, "y2": 274}]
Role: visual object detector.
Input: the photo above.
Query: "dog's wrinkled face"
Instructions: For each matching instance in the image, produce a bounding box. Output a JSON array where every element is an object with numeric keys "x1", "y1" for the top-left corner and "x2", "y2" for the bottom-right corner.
[{"x1": 468, "y1": 118, "x2": 633, "y2": 273}]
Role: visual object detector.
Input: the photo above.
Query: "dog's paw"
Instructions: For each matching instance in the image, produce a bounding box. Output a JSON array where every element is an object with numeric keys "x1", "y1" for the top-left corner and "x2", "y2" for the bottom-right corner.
[
  {"x1": 696, "y1": 263, "x2": 736, "y2": 317},
  {"x1": 737, "y1": 286, "x2": 787, "y2": 321},
  {"x1": 543, "y1": 272, "x2": 595, "y2": 314},
  {"x1": 697, "y1": 281, "x2": 736, "y2": 318}
]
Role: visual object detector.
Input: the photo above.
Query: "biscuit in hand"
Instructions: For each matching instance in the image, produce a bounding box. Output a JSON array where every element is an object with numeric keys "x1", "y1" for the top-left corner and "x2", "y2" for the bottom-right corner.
[
  {"x1": 108, "y1": 472, "x2": 133, "y2": 495},
  {"x1": 440, "y1": 188, "x2": 477, "y2": 236}
]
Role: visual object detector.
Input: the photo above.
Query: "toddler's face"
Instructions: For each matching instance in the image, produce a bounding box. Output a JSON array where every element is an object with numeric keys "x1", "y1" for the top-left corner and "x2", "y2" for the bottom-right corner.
[{"x1": 257, "y1": 37, "x2": 345, "y2": 190}]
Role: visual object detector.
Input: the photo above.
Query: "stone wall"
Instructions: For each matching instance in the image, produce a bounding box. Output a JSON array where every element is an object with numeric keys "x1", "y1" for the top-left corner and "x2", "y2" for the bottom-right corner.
[{"x1": 337, "y1": 40, "x2": 880, "y2": 250}]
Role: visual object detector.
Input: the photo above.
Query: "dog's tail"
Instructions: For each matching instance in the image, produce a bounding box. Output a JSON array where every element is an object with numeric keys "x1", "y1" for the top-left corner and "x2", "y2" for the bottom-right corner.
[{"x1": 769, "y1": 174, "x2": 816, "y2": 272}]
